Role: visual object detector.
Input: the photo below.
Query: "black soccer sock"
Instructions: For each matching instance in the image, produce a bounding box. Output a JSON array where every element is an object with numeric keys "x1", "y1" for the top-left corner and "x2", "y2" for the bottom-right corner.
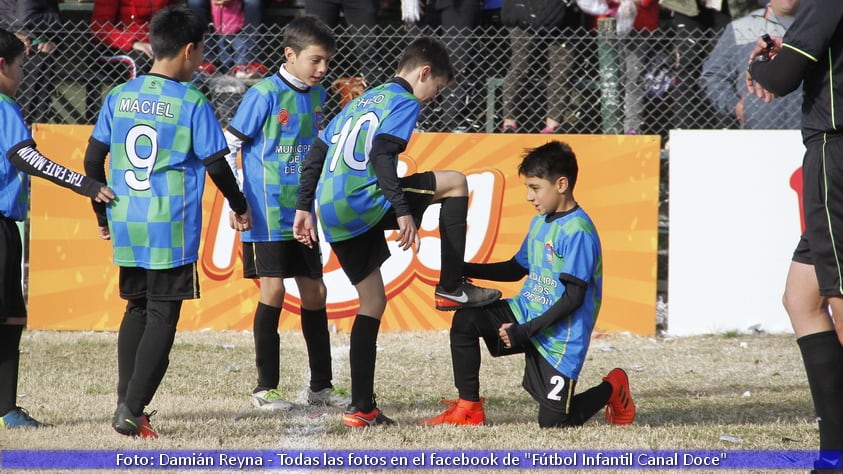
[
  {"x1": 124, "y1": 300, "x2": 181, "y2": 416},
  {"x1": 253, "y1": 302, "x2": 282, "y2": 392},
  {"x1": 0, "y1": 324, "x2": 23, "y2": 415},
  {"x1": 438, "y1": 196, "x2": 468, "y2": 291},
  {"x1": 567, "y1": 381, "x2": 613, "y2": 426},
  {"x1": 450, "y1": 309, "x2": 482, "y2": 401},
  {"x1": 301, "y1": 307, "x2": 333, "y2": 392},
  {"x1": 798, "y1": 331, "x2": 843, "y2": 455},
  {"x1": 116, "y1": 299, "x2": 147, "y2": 405},
  {"x1": 349, "y1": 314, "x2": 380, "y2": 412}
]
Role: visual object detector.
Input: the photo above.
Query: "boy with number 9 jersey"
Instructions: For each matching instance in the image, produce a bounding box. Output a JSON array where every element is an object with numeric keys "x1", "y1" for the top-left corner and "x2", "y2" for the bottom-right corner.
[{"x1": 84, "y1": 5, "x2": 251, "y2": 438}]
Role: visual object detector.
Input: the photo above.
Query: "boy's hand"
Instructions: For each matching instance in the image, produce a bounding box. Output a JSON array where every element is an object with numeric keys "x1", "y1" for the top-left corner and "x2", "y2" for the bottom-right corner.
[
  {"x1": 231, "y1": 208, "x2": 252, "y2": 231},
  {"x1": 98, "y1": 225, "x2": 110, "y2": 240},
  {"x1": 396, "y1": 214, "x2": 419, "y2": 251},
  {"x1": 499, "y1": 323, "x2": 513, "y2": 348},
  {"x1": 95, "y1": 186, "x2": 115, "y2": 203},
  {"x1": 293, "y1": 210, "x2": 318, "y2": 248}
]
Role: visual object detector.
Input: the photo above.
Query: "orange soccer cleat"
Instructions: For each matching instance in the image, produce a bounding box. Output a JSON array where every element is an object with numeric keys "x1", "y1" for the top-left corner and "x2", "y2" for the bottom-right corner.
[
  {"x1": 418, "y1": 398, "x2": 485, "y2": 426},
  {"x1": 603, "y1": 368, "x2": 635, "y2": 425}
]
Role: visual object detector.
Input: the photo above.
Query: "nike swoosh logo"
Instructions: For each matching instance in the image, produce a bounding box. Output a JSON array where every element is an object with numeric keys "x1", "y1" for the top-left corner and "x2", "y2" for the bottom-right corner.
[{"x1": 441, "y1": 290, "x2": 469, "y2": 303}]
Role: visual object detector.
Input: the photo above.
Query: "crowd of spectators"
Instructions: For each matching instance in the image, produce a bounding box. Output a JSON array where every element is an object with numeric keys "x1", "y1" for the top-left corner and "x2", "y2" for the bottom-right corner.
[{"x1": 17, "y1": 0, "x2": 801, "y2": 136}]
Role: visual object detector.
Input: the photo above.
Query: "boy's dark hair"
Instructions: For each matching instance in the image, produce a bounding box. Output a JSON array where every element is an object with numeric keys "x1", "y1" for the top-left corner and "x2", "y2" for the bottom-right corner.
[
  {"x1": 283, "y1": 15, "x2": 337, "y2": 55},
  {"x1": 397, "y1": 37, "x2": 455, "y2": 83},
  {"x1": 149, "y1": 6, "x2": 207, "y2": 60},
  {"x1": 0, "y1": 28, "x2": 24, "y2": 64},
  {"x1": 518, "y1": 141, "x2": 578, "y2": 190}
]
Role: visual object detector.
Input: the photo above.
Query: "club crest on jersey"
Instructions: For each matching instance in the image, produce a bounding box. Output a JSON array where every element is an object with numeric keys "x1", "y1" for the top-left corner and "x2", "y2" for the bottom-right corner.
[
  {"x1": 545, "y1": 242, "x2": 555, "y2": 264},
  {"x1": 314, "y1": 109, "x2": 323, "y2": 130},
  {"x1": 277, "y1": 109, "x2": 290, "y2": 127}
]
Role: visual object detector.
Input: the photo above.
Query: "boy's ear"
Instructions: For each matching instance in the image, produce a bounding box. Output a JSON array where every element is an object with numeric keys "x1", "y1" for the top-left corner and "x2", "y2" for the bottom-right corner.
[
  {"x1": 418, "y1": 64, "x2": 432, "y2": 82},
  {"x1": 556, "y1": 176, "x2": 569, "y2": 194},
  {"x1": 284, "y1": 46, "x2": 296, "y2": 64}
]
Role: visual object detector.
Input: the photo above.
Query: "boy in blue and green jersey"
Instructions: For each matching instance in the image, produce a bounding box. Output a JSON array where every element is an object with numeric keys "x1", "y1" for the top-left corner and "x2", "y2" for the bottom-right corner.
[
  {"x1": 0, "y1": 28, "x2": 114, "y2": 430},
  {"x1": 223, "y1": 15, "x2": 348, "y2": 411},
  {"x1": 294, "y1": 37, "x2": 501, "y2": 428},
  {"x1": 84, "y1": 6, "x2": 251, "y2": 438},
  {"x1": 419, "y1": 141, "x2": 636, "y2": 428}
]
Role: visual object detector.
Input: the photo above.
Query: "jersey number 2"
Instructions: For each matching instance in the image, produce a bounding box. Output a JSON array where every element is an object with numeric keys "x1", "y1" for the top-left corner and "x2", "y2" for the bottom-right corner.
[{"x1": 547, "y1": 375, "x2": 566, "y2": 401}]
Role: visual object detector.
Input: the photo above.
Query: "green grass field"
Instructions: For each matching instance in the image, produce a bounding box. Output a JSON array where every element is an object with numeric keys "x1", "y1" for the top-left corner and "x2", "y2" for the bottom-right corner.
[{"x1": 2, "y1": 329, "x2": 820, "y2": 473}]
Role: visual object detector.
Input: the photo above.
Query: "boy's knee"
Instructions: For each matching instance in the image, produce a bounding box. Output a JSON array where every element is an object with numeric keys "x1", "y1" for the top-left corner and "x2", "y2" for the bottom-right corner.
[{"x1": 435, "y1": 170, "x2": 468, "y2": 197}]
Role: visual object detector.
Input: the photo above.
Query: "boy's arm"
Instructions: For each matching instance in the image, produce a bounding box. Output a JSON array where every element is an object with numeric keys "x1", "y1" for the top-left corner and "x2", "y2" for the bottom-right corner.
[
  {"x1": 7, "y1": 142, "x2": 113, "y2": 207},
  {"x1": 370, "y1": 134, "x2": 411, "y2": 217},
  {"x1": 296, "y1": 138, "x2": 328, "y2": 211},
  {"x1": 83, "y1": 137, "x2": 111, "y2": 227},
  {"x1": 464, "y1": 258, "x2": 527, "y2": 282},
  {"x1": 204, "y1": 155, "x2": 248, "y2": 216},
  {"x1": 504, "y1": 276, "x2": 587, "y2": 347}
]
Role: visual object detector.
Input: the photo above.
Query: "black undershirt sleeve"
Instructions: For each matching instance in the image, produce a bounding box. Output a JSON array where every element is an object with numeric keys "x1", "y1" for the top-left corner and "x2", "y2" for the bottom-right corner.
[
  {"x1": 296, "y1": 138, "x2": 328, "y2": 211},
  {"x1": 8, "y1": 142, "x2": 105, "y2": 210},
  {"x1": 83, "y1": 137, "x2": 110, "y2": 226},
  {"x1": 370, "y1": 134, "x2": 410, "y2": 217},
  {"x1": 504, "y1": 276, "x2": 587, "y2": 347},
  {"x1": 748, "y1": 46, "x2": 810, "y2": 97},
  {"x1": 205, "y1": 157, "x2": 248, "y2": 215},
  {"x1": 463, "y1": 258, "x2": 528, "y2": 282}
]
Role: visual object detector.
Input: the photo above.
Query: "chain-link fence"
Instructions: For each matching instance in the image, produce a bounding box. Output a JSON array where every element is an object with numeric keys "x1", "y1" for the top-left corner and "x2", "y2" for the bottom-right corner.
[{"x1": 14, "y1": 18, "x2": 799, "y2": 139}]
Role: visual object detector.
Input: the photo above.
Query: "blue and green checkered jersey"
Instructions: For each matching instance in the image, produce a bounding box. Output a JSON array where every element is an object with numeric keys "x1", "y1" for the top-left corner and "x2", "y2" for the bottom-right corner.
[
  {"x1": 508, "y1": 207, "x2": 603, "y2": 380},
  {"x1": 91, "y1": 74, "x2": 228, "y2": 270},
  {"x1": 229, "y1": 74, "x2": 325, "y2": 242},
  {"x1": 0, "y1": 94, "x2": 32, "y2": 221},
  {"x1": 315, "y1": 80, "x2": 420, "y2": 242}
]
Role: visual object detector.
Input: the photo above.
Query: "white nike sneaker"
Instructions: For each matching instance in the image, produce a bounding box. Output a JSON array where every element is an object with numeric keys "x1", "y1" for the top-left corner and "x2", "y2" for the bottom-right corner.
[{"x1": 434, "y1": 281, "x2": 501, "y2": 311}]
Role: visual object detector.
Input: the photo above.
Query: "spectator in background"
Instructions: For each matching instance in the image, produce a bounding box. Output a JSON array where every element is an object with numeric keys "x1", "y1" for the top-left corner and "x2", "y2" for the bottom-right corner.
[
  {"x1": 701, "y1": 0, "x2": 800, "y2": 129},
  {"x1": 660, "y1": 0, "x2": 758, "y2": 129},
  {"x1": 499, "y1": 1, "x2": 589, "y2": 133},
  {"x1": 435, "y1": 0, "x2": 483, "y2": 131},
  {"x1": 0, "y1": 0, "x2": 61, "y2": 124},
  {"x1": 306, "y1": 0, "x2": 384, "y2": 86},
  {"x1": 90, "y1": 0, "x2": 173, "y2": 78},
  {"x1": 187, "y1": 0, "x2": 266, "y2": 79},
  {"x1": 606, "y1": 0, "x2": 660, "y2": 135}
]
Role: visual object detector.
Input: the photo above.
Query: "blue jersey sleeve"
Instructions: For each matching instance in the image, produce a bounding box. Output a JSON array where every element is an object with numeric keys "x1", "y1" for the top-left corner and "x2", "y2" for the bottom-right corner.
[
  {"x1": 228, "y1": 86, "x2": 271, "y2": 139},
  {"x1": 514, "y1": 231, "x2": 530, "y2": 268},
  {"x1": 192, "y1": 99, "x2": 228, "y2": 161},
  {"x1": 0, "y1": 100, "x2": 32, "y2": 152},
  {"x1": 375, "y1": 94, "x2": 420, "y2": 142},
  {"x1": 91, "y1": 92, "x2": 116, "y2": 145},
  {"x1": 559, "y1": 227, "x2": 600, "y2": 283}
]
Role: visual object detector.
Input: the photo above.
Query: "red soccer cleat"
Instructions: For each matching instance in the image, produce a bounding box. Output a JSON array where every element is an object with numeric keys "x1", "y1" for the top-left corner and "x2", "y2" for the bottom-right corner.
[
  {"x1": 418, "y1": 398, "x2": 485, "y2": 426},
  {"x1": 603, "y1": 368, "x2": 635, "y2": 425}
]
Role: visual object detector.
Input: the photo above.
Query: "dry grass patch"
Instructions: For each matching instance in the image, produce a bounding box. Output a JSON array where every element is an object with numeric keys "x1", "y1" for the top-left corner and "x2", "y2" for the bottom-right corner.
[{"x1": 3, "y1": 329, "x2": 818, "y2": 472}]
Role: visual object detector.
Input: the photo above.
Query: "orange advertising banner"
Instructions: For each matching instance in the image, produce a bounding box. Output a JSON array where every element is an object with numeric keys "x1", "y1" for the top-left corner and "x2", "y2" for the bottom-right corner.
[{"x1": 28, "y1": 125, "x2": 660, "y2": 334}]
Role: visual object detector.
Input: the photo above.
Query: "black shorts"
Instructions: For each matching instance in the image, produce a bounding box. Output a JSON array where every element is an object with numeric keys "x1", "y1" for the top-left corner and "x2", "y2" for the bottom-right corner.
[
  {"x1": 119, "y1": 263, "x2": 200, "y2": 301},
  {"x1": 242, "y1": 240, "x2": 323, "y2": 279},
  {"x1": 330, "y1": 171, "x2": 436, "y2": 285},
  {"x1": 0, "y1": 217, "x2": 26, "y2": 322},
  {"x1": 461, "y1": 300, "x2": 574, "y2": 413},
  {"x1": 793, "y1": 135, "x2": 843, "y2": 296},
  {"x1": 522, "y1": 346, "x2": 576, "y2": 414}
]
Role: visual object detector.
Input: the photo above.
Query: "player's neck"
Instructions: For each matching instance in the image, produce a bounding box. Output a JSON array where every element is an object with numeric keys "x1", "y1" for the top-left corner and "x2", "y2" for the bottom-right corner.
[{"x1": 149, "y1": 59, "x2": 191, "y2": 82}]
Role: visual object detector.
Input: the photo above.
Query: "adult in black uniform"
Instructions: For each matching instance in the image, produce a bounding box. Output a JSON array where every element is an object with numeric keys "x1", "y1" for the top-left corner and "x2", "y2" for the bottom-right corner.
[{"x1": 747, "y1": 1, "x2": 843, "y2": 470}]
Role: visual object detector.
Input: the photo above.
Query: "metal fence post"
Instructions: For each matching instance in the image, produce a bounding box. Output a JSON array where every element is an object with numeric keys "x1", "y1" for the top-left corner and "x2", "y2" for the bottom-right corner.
[{"x1": 597, "y1": 17, "x2": 622, "y2": 134}]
